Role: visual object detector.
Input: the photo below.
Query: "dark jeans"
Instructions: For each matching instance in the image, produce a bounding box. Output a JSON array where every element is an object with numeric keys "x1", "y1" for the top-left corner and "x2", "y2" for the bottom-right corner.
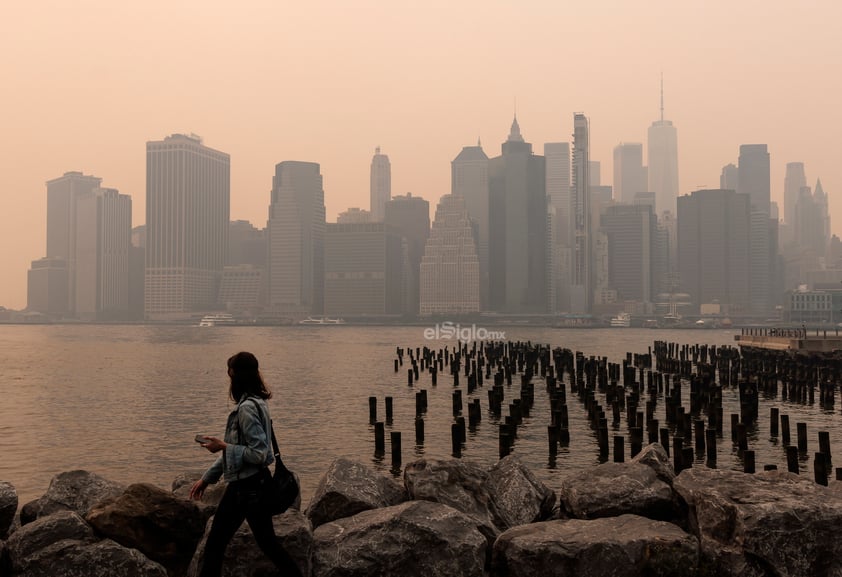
[{"x1": 198, "y1": 469, "x2": 303, "y2": 577}]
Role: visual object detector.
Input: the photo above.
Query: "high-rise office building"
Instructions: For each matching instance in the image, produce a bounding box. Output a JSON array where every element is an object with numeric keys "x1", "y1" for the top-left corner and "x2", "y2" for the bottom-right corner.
[
  {"x1": 419, "y1": 195, "x2": 480, "y2": 316},
  {"x1": 677, "y1": 189, "x2": 750, "y2": 312},
  {"x1": 26, "y1": 257, "x2": 68, "y2": 316},
  {"x1": 452, "y1": 141, "x2": 489, "y2": 309},
  {"x1": 613, "y1": 143, "x2": 648, "y2": 205},
  {"x1": 784, "y1": 162, "x2": 807, "y2": 226},
  {"x1": 44, "y1": 171, "x2": 102, "y2": 314},
  {"x1": 337, "y1": 208, "x2": 372, "y2": 224},
  {"x1": 545, "y1": 142, "x2": 571, "y2": 312},
  {"x1": 488, "y1": 117, "x2": 547, "y2": 313},
  {"x1": 324, "y1": 222, "x2": 405, "y2": 316},
  {"x1": 738, "y1": 144, "x2": 775, "y2": 314},
  {"x1": 145, "y1": 134, "x2": 230, "y2": 319},
  {"x1": 228, "y1": 220, "x2": 265, "y2": 267},
  {"x1": 385, "y1": 193, "x2": 430, "y2": 316},
  {"x1": 571, "y1": 113, "x2": 592, "y2": 313},
  {"x1": 370, "y1": 147, "x2": 391, "y2": 221},
  {"x1": 266, "y1": 161, "x2": 325, "y2": 315},
  {"x1": 75, "y1": 188, "x2": 132, "y2": 320},
  {"x1": 647, "y1": 82, "x2": 679, "y2": 217},
  {"x1": 600, "y1": 204, "x2": 658, "y2": 303},
  {"x1": 720, "y1": 163, "x2": 738, "y2": 191},
  {"x1": 795, "y1": 180, "x2": 830, "y2": 256}
]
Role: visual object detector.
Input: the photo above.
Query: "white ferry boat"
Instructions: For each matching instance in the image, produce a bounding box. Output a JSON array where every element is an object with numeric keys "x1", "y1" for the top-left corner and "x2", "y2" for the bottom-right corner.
[
  {"x1": 610, "y1": 312, "x2": 631, "y2": 328},
  {"x1": 198, "y1": 313, "x2": 237, "y2": 327},
  {"x1": 298, "y1": 316, "x2": 346, "y2": 325}
]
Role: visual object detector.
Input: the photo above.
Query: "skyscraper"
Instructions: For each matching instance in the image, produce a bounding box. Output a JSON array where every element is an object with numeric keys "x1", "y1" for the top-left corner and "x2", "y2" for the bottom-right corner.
[
  {"x1": 613, "y1": 143, "x2": 648, "y2": 205},
  {"x1": 545, "y1": 142, "x2": 571, "y2": 312},
  {"x1": 600, "y1": 204, "x2": 658, "y2": 304},
  {"x1": 571, "y1": 113, "x2": 592, "y2": 313},
  {"x1": 452, "y1": 141, "x2": 489, "y2": 309},
  {"x1": 384, "y1": 193, "x2": 430, "y2": 316},
  {"x1": 370, "y1": 147, "x2": 391, "y2": 220},
  {"x1": 784, "y1": 162, "x2": 807, "y2": 226},
  {"x1": 266, "y1": 161, "x2": 325, "y2": 315},
  {"x1": 738, "y1": 144, "x2": 771, "y2": 214},
  {"x1": 75, "y1": 188, "x2": 132, "y2": 320},
  {"x1": 738, "y1": 144, "x2": 775, "y2": 314},
  {"x1": 145, "y1": 134, "x2": 230, "y2": 319},
  {"x1": 678, "y1": 189, "x2": 750, "y2": 312},
  {"x1": 720, "y1": 164, "x2": 738, "y2": 191},
  {"x1": 647, "y1": 81, "x2": 679, "y2": 217},
  {"x1": 420, "y1": 195, "x2": 480, "y2": 316},
  {"x1": 44, "y1": 171, "x2": 102, "y2": 314},
  {"x1": 488, "y1": 116, "x2": 547, "y2": 313}
]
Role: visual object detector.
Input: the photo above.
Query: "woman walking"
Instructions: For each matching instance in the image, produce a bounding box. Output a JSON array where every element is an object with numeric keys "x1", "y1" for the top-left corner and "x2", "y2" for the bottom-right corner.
[{"x1": 190, "y1": 351, "x2": 302, "y2": 577}]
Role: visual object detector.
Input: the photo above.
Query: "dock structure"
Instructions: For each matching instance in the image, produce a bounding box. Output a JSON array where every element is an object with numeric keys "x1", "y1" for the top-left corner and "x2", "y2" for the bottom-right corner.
[{"x1": 735, "y1": 327, "x2": 842, "y2": 354}]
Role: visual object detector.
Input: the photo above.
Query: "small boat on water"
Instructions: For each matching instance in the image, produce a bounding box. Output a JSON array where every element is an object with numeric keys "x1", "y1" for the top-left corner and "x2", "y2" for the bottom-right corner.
[
  {"x1": 610, "y1": 312, "x2": 631, "y2": 328},
  {"x1": 298, "y1": 316, "x2": 346, "y2": 325},
  {"x1": 198, "y1": 313, "x2": 237, "y2": 327}
]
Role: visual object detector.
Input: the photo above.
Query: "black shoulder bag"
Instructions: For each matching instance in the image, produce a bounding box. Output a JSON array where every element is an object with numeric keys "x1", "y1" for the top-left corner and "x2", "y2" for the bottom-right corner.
[{"x1": 263, "y1": 420, "x2": 300, "y2": 515}]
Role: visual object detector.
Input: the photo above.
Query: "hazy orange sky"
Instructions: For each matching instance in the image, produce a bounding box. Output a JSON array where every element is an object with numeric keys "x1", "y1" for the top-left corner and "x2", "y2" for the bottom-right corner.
[{"x1": 1, "y1": 1, "x2": 840, "y2": 309}]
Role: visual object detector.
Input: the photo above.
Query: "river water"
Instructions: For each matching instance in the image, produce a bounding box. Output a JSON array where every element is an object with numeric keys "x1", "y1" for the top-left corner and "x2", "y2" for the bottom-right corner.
[{"x1": 0, "y1": 324, "x2": 837, "y2": 508}]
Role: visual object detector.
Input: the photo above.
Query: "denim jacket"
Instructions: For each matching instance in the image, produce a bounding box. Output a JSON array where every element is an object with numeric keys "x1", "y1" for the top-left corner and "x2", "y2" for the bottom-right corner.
[{"x1": 201, "y1": 395, "x2": 275, "y2": 484}]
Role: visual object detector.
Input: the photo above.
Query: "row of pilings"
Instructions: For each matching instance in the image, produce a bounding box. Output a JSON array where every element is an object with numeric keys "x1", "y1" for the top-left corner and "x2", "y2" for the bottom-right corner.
[{"x1": 369, "y1": 338, "x2": 842, "y2": 485}]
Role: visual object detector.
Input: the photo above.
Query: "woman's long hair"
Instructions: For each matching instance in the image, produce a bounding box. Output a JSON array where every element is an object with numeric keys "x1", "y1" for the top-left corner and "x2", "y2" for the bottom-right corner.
[{"x1": 227, "y1": 352, "x2": 272, "y2": 402}]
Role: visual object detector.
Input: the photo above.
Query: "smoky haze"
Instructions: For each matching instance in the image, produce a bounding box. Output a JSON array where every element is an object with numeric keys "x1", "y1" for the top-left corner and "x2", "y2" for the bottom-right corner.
[{"x1": 0, "y1": 0, "x2": 840, "y2": 309}]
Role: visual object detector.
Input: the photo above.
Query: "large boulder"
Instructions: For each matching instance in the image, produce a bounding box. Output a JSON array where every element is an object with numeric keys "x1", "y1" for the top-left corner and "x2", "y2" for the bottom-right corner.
[
  {"x1": 559, "y1": 461, "x2": 675, "y2": 520},
  {"x1": 11, "y1": 537, "x2": 167, "y2": 577},
  {"x1": 312, "y1": 500, "x2": 487, "y2": 577},
  {"x1": 4, "y1": 510, "x2": 95, "y2": 573},
  {"x1": 19, "y1": 470, "x2": 125, "y2": 525},
  {"x1": 487, "y1": 455, "x2": 556, "y2": 529},
  {"x1": 403, "y1": 458, "x2": 498, "y2": 539},
  {"x1": 492, "y1": 514, "x2": 700, "y2": 577},
  {"x1": 172, "y1": 471, "x2": 227, "y2": 510},
  {"x1": 674, "y1": 467, "x2": 842, "y2": 577},
  {"x1": 86, "y1": 482, "x2": 207, "y2": 575},
  {"x1": 0, "y1": 481, "x2": 17, "y2": 538},
  {"x1": 188, "y1": 508, "x2": 312, "y2": 577},
  {"x1": 305, "y1": 458, "x2": 406, "y2": 528}
]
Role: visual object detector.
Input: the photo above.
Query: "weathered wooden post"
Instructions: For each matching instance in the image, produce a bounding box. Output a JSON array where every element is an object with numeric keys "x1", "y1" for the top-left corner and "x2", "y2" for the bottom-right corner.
[{"x1": 374, "y1": 422, "x2": 385, "y2": 454}]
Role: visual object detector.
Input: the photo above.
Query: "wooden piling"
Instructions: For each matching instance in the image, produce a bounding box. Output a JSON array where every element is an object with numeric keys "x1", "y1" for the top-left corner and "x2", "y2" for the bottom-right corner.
[
  {"x1": 374, "y1": 422, "x2": 385, "y2": 454},
  {"x1": 743, "y1": 450, "x2": 755, "y2": 474},
  {"x1": 786, "y1": 445, "x2": 799, "y2": 474},
  {"x1": 369, "y1": 396, "x2": 377, "y2": 424},
  {"x1": 385, "y1": 396, "x2": 393, "y2": 424},
  {"x1": 415, "y1": 417, "x2": 424, "y2": 445},
  {"x1": 797, "y1": 422, "x2": 808, "y2": 453},
  {"x1": 391, "y1": 431, "x2": 402, "y2": 470},
  {"x1": 614, "y1": 436, "x2": 624, "y2": 463}
]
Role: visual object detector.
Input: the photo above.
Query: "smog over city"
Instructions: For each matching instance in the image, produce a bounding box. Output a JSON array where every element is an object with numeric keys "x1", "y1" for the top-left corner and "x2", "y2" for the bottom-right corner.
[{"x1": 1, "y1": 0, "x2": 839, "y2": 319}]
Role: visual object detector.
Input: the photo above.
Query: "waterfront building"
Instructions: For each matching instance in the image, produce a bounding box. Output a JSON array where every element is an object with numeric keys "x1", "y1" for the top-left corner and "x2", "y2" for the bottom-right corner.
[
  {"x1": 337, "y1": 207, "x2": 372, "y2": 224},
  {"x1": 452, "y1": 141, "x2": 490, "y2": 309},
  {"x1": 370, "y1": 147, "x2": 391, "y2": 221},
  {"x1": 545, "y1": 142, "x2": 571, "y2": 313},
  {"x1": 26, "y1": 257, "x2": 68, "y2": 316},
  {"x1": 647, "y1": 82, "x2": 679, "y2": 217},
  {"x1": 266, "y1": 161, "x2": 325, "y2": 316},
  {"x1": 600, "y1": 204, "x2": 658, "y2": 304},
  {"x1": 384, "y1": 193, "x2": 430, "y2": 316},
  {"x1": 571, "y1": 113, "x2": 592, "y2": 313},
  {"x1": 324, "y1": 222, "x2": 405, "y2": 317},
  {"x1": 217, "y1": 265, "x2": 263, "y2": 313},
  {"x1": 145, "y1": 134, "x2": 230, "y2": 319},
  {"x1": 613, "y1": 143, "x2": 648, "y2": 205},
  {"x1": 419, "y1": 194, "x2": 480, "y2": 316},
  {"x1": 488, "y1": 116, "x2": 548, "y2": 314},
  {"x1": 43, "y1": 171, "x2": 102, "y2": 314},
  {"x1": 677, "y1": 189, "x2": 750, "y2": 313},
  {"x1": 75, "y1": 188, "x2": 132, "y2": 320}
]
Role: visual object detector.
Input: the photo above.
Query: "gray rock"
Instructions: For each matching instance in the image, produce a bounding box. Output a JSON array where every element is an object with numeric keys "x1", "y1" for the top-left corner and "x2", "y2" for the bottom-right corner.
[
  {"x1": 403, "y1": 457, "x2": 498, "y2": 540},
  {"x1": 492, "y1": 514, "x2": 700, "y2": 577},
  {"x1": 305, "y1": 457, "x2": 406, "y2": 528},
  {"x1": 86, "y1": 482, "x2": 207, "y2": 575},
  {"x1": 487, "y1": 455, "x2": 556, "y2": 528},
  {"x1": 188, "y1": 508, "x2": 312, "y2": 577},
  {"x1": 0, "y1": 481, "x2": 17, "y2": 538},
  {"x1": 560, "y1": 461, "x2": 675, "y2": 520},
  {"x1": 172, "y1": 470, "x2": 228, "y2": 510},
  {"x1": 674, "y1": 467, "x2": 842, "y2": 577},
  {"x1": 4, "y1": 510, "x2": 95, "y2": 573},
  {"x1": 12, "y1": 537, "x2": 167, "y2": 577},
  {"x1": 630, "y1": 442, "x2": 676, "y2": 484},
  {"x1": 312, "y1": 500, "x2": 487, "y2": 577},
  {"x1": 19, "y1": 470, "x2": 125, "y2": 525}
]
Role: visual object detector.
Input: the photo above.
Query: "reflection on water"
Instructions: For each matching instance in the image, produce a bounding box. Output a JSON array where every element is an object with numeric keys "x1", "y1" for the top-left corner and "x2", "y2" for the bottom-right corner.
[{"x1": 0, "y1": 325, "x2": 839, "y2": 508}]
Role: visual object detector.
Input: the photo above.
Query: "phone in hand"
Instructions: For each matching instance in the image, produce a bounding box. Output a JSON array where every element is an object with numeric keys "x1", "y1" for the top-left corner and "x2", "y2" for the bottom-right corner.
[{"x1": 195, "y1": 435, "x2": 208, "y2": 444}]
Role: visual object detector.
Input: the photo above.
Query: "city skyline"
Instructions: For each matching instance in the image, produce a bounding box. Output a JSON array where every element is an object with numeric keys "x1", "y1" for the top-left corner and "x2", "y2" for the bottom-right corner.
[{"x1": 2, "y1": 0, "x2": 840, "y2": 309}]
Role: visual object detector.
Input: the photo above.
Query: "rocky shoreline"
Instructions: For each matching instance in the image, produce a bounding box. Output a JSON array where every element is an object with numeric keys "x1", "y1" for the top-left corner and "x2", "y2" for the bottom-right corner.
[{"x1": 2, "y1": 443, "x2": 842, "y2": 576}]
